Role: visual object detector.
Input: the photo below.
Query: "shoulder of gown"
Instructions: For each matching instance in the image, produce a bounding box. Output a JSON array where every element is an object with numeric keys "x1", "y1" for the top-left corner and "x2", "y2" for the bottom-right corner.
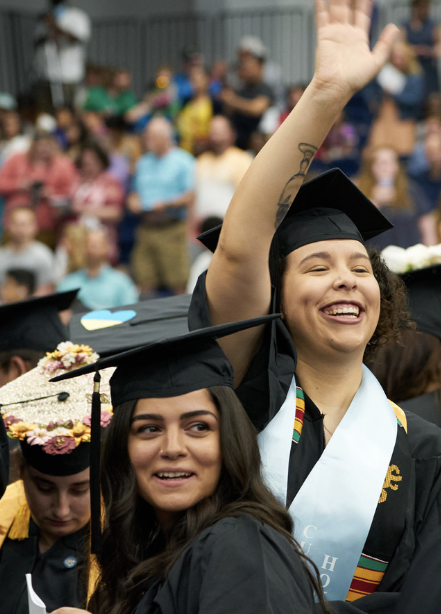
[
  {"x1": 144, "y1": 514, "x2": 316, "y2": 614},
  {"x1": 189, "y1": 271, "x2": 296, "y2": 431}
]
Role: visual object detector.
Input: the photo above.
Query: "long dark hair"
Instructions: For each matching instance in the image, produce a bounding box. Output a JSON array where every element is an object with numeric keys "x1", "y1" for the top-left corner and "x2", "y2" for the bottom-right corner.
[{"x1": 88, "y1": 386, "x2": 328, "y2": 614}]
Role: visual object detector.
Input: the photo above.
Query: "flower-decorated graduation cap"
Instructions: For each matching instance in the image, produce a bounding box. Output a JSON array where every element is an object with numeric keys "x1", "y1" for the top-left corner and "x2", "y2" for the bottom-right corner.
[
  {"x1": 51, "y1": 315, "x2": 280, "y2": 552},
  {"x1": 0, "y1": 341, "x2": 114, "y2": 476},
  {"x1": 0, "y1": 289, "x2": 79, "y2": 354},
  {"x1": 69, "y1": 294, "x2": 191, "y2": 357},
  {"x1": 198, "y1": 169, "x2": 393, "y2": 257},
  {"x1": 401, "y1": 264, "x2": 441, "y2": 339}
]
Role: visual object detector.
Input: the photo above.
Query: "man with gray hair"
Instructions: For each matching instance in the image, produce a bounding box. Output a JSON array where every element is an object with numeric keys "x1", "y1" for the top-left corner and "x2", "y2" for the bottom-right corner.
[{"x1": 127, "y1": 117, "x2": 196, "y2": 295}]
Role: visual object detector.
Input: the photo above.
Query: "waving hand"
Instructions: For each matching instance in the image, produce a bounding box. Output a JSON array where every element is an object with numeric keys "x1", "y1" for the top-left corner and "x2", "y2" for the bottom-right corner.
[{"x1": 314, "y1": 0, "x2": 399, "y2": 98}]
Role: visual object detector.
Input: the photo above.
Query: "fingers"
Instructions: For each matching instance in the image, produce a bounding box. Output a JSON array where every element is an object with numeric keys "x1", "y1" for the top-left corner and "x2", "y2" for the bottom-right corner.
[
  {"x1": 329, "y1": 0, "x2": 352, "y2": 24},
  {"x1": 354, "y1": 0, "x2": 374, "y2": 33},
  {"x1": 315, "y1": 0, "x2": 329, "y2": 29},
  {"x1": 372, "y1": 23, "x2": 401, "y2": 72}
]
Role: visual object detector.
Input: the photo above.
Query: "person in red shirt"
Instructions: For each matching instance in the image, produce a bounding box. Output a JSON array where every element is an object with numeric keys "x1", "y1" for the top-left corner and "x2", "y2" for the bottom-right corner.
[
  {"x1": 71, "y1": 140, "x2": 124, "y2": 265},
  {"x1": 0, "y1": 131, "x2": 78, "y2": 248}
]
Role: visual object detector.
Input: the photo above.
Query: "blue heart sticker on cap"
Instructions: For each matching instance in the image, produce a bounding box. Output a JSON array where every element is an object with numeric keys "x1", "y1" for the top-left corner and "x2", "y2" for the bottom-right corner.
[{"x1": 81, "y1": 309, "x2": 137, "y2": 331}]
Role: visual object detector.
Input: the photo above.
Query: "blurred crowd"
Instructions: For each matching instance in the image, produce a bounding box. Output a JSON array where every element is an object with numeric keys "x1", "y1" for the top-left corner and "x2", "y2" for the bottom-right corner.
[{"x1": 0, "y1": 0, "x2": 441, "y2": 311}]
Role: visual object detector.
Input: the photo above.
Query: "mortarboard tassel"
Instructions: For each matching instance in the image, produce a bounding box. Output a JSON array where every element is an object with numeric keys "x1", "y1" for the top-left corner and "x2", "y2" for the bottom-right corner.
[{"x1": 90, "y1": 371, "x2": 102, "y2": 555}]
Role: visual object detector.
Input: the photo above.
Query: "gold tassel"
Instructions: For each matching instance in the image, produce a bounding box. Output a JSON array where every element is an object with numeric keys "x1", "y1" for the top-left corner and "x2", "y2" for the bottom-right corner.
[{"x1": 8, "y1": 502, "x2": 30, "y2": 540}]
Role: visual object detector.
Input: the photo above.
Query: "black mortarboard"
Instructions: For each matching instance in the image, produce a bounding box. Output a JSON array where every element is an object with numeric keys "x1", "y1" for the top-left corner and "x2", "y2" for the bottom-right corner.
[
  {"x1": 0, "y1": 290, "x2": 79, "y2": 353},
  {"x1": 52, "y1": 315, "x2": 279, "y2": 553},
  {"x1": 198, "y1": 169, "x2": 393, "y2": 257},
  {"x1": 53, "y1": 315, "x2": 279, "y2": 405},
  {"x1": 401, "y1": 265, "x2": 441, "y2": 338},
  {"x1": 69, "y1": 295, "x2": 191, "y2": 357}
]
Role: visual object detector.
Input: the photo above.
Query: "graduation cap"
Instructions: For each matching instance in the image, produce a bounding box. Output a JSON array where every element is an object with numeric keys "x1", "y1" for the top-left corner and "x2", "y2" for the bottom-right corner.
[
  {"x1": 69, "y1": 295, "x2": 191, "y2": 357},
  {"x1": 51, "y1": 314, "x2": 280, "y2": 553},
  {"x1": 198, "y1": 169, "x2": 393, "y2": 257},
  {"x1": 0, "y1": 341, "x2": 113, "y2": 476},
  {"x1": 0, "y1": 289, "x2": 79, "y2": 354},
  {"x1": 401, "y1": 265, "x2": 441, "y2": 339}
]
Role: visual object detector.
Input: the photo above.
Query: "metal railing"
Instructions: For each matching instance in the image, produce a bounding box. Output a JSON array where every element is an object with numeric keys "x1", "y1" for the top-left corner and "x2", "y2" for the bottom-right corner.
[{"x1": 0, "y1": 1, "x2": 440, "y2": 99}]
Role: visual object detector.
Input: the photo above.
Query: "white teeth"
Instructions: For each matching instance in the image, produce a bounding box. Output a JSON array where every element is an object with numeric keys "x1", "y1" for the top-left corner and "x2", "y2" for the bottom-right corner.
[
  {"x1": 157, "y1": 472, "x2": 192, "y2": 478},
  {"x1": 324, "y1": 305, "x2": 360, "y2": 317}
]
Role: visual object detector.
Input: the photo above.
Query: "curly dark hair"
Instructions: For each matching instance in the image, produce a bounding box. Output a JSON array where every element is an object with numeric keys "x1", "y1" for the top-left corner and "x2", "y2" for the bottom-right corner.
[{"x1": 270, "y1": 239, "x2": 411, "y2": 362}]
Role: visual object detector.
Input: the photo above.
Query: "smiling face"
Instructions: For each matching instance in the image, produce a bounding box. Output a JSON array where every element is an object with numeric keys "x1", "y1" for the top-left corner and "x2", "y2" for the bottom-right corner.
[
  {"x1": 22, "y1": 464, "x2": 90, "y2": 544},
  {"x1": 281, "y1": 240, "x2": 381, "y2": 363},
  {"x1": 128, "y1": 389, "x2": 222, "y2": 528}
]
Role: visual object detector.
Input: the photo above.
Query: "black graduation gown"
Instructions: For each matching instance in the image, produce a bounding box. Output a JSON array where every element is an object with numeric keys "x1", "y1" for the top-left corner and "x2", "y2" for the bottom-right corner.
[
  {"x1": 133, "y1": 515, "x2": 317, "y2": 614},
  {"x1": 0, "y1": 417, "x2": 8, "y2": 499},
  {"x1": 0, "y1": 519, "x2": 88, "y2": 614},
  {"x1": 189, "y1": 273, "x2": 441, "y2": 613},
  {"x1": 391, "y1": 530, "x2": 441, "y2": 614},
  {"x1": 399, "y1": 390, "x2": 441, "y2": 428}
]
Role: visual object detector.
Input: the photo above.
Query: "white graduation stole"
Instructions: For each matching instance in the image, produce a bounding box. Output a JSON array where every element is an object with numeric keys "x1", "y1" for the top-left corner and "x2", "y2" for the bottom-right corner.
[{"x1": 258, "y1": 365, "x2": 397, "y2": 601}]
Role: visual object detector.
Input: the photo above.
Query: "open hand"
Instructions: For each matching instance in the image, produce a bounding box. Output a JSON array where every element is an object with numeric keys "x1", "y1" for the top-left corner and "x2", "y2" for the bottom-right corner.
[{"x1": 313, "y1": 0, "x2": 399, "y2": 100}]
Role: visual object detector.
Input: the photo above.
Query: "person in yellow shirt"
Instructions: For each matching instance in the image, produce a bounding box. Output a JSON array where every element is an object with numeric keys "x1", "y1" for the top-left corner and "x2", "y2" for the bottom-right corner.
[{"x1": 177, "y1": 67, "x2": 213, "y2": 155}]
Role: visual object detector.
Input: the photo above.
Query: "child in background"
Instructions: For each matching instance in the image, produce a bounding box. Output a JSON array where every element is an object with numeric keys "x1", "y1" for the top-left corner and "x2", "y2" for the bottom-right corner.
[{"x1": 1, "y1": 268, "x2": 36, "y2": 303}]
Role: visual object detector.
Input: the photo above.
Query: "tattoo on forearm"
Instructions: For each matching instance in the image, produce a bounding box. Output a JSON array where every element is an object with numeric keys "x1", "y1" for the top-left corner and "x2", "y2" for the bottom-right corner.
[{"x1": 275, "y1": 142, "x2": 318, "y2": 229}]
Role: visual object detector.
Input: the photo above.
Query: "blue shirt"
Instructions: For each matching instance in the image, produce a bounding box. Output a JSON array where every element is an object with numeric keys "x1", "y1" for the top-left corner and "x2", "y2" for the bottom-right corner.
[
  {"x1": 133, "y1": 147, "x2": 195, "y2": 219},
  {"x1": 57, "y1": 265, "x2": 139, "y2": 310}
]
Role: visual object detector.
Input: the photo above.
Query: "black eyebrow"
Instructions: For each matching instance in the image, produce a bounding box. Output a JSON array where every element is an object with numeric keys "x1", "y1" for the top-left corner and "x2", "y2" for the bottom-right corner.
[
  {"x1": 300, "y1": 251, "x2": 331, "y2": 264},
  {"x1": 300, "y1": 251, "x2": 370, "y2": 265},
  {"x1": 132, "y1": 410, "x2": 218, "y2": 423},
  {"x1": 349, "y1": 252, "x2": 370, "y2": 261}
]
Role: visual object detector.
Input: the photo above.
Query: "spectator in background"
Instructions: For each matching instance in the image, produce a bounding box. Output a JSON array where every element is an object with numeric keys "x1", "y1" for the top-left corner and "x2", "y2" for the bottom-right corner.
[
  {"x1": 0, "y1": 207, "x2": 55, "y2": 295},
  {"x1": 407, "y1": 109, "x2": 441, "y2": 174},
  {"x1": 404, "y1": 0, "x2": 441, "y2": 99},
  {"x1": 318, "y1": 110, "x2": 359, "y2": 165},
  {"x1": 173, "y1": 48, "x2": 204, "y2": 106},
  {"x1": 64, "y1": 117, "x2": 89, "y2": 161},
  {"x1": 71, "y1": 140, "x2": 124, "y2": 264},
  {"x1": 0, "y1": 111, "x2": 31, "y2": 167},
  {"x1": 177, "y1": 67, "x2": 213, "y2": 154},
  {"x1": 125, "y1": 65, "x2": 180, "y2": 132},
  {"x1": 81, "y1": 65, "x2": 115, "y2": 114},
  {"x1": 1, "y1": 269, "x2": 36, "y2": 304},
  {"x1": 53, "y1": 222, "x2": 87, "y2": 283},
  {"x1": 411, "y1": 131, "x2": 441, "y2": 213},
  {"x1": 195, "y1": 115, "x2": 252, "y2": 221},
  {"x1": 53, "y1": 105, "x2": 74, "y2": 150},
  {"x1": 237, "y1": 36, "x2": 284, "y2": 110},
  {"x1": 57, "y1": 227, "x2": 138, "y2": 309},
  {"x1": 108, "y1": 69, "x2": 137, "y2": 115},
  {"x1": 0, "y1": 132, "x2": 78, "y2": 249},
  {"x1": 221, "y1": 50, "x2": 273, "y2": 150},
  {"x1": 104, "y1": 115, "x2": 142, "y2": 175},
  {"x1": 358, "y1": 147, "x2": 434, "y2": 249},
  {"x1": 127, "y1": 117, "x2": 195, "y2": 295},
  {"x1": 34, "y1": 0, "x2": 91, "y2": 110},
  {"x1": 278, "y1": 85, "x2": 307, "y2": 126},
  {"x1": 369, "y1": 38, "x2": 425, "y2": 156}
]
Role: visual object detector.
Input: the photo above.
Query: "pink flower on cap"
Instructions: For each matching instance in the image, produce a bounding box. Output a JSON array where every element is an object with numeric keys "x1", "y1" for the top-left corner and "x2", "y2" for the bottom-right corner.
[{"x1": 43, "y1": 434, "x2": 77, "y2": 455}]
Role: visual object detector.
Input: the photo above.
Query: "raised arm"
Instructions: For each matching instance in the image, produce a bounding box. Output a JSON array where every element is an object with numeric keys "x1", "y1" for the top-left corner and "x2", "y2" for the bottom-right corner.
[{"x1": 205, "y1": 0, "x2": 398, "y2": 382}]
